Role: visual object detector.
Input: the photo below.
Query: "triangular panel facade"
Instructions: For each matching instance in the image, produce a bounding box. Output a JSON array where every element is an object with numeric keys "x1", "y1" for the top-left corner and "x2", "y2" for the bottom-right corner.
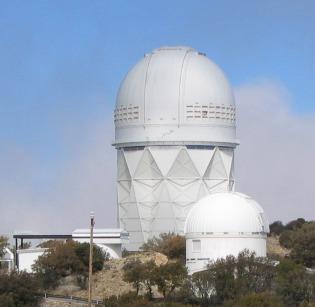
[{"x1": 117, "y1": 145, "x2": 234, "y2": 250}]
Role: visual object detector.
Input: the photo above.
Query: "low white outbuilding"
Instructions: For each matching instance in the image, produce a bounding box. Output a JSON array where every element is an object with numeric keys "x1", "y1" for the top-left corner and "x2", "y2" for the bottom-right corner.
[
  {"x1": 72, "y1": 228, "x2": 129, "y2": 259},
  {"x1": 0, "y1": 247, "x2": 15, "y2": 272},
  {"x1": 14, "y1": 229, "x2": 129, "y2": 272},
  {"x1": 16, "y1": 248, "x2": 47, "y2": 273},
  {"x1": 184, "y1": 192, "x2": 269, "y2": 274}
]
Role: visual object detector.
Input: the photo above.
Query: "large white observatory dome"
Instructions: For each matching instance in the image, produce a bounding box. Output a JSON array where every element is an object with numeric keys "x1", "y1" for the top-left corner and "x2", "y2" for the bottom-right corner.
[
  {"x1": 113, "y1": 46, "x2": 239, "y2": 250},
  {"x1": 185, "y1": 192, "x2": 269, "y2": 274},
  {"x1": 114, "y1": 46, "x2": 238, "y2": 147}
]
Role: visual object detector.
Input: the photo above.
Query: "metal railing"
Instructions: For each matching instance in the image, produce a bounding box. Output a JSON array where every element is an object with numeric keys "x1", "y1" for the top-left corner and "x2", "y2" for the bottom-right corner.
[{"x1": 38, "y1": 293, "x2": 104, "y2": 305}]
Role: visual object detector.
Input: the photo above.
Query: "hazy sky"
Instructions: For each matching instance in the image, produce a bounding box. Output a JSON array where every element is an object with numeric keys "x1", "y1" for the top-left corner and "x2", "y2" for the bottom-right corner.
[{"x1": 1, "y1": 1, "x2": 315, "y2": 235}]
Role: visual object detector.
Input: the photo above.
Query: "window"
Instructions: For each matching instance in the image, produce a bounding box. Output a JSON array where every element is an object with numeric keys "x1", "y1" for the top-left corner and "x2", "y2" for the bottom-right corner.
[
  {"x1": 123, "y1": 146, "x2": 145, "y2": 152},
  {"x1": 186, "y1": 145, "x2": 215, "y2": 150}
]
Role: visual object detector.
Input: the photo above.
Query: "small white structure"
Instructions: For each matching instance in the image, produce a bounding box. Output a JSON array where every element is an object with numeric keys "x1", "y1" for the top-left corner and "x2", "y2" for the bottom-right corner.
[
  {"x1": 0, "y1": 248, "x2": 15, "y2": 272},
  {"x1": 184, "y1": 192, "x2": 269, "y2": 274},
  {"x1": 16, "y1": 248, "x2": 47, "y2": 273},
  {"x1": 14, "y1": 229, "x2": 129, "y2": 272},
  {"x1": 72, "y1": 229, "x2": 129, "y2": 259}
]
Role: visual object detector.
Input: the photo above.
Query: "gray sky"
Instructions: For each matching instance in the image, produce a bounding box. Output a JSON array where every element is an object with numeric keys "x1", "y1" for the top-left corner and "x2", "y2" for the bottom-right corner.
[{"x1": 1, "y1": 1, "x2": 315, "y2": 235}]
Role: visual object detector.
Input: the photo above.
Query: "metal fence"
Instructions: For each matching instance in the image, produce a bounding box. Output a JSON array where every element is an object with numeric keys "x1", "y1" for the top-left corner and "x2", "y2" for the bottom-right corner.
[{"x1": 39, "y1": 293, "x2": 104, "y2": 305}]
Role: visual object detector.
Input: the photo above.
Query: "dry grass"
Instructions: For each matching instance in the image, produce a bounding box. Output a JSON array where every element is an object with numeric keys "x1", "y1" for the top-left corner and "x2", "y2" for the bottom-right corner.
[{"x1": 267, "y1": 235, "x2": 290, "y2": 257}]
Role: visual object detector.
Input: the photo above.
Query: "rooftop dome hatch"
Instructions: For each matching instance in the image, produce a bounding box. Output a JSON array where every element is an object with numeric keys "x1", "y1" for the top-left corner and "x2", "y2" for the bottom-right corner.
[
  {"x1": 113, "y1": 46, "x2": 239, "y2": 148},
  {"x1": 152, "y1": 46, "x2": 197, "y2": 53},
  {"x1": 184, "y1": 192, "x2": 270, "y2": 235}
]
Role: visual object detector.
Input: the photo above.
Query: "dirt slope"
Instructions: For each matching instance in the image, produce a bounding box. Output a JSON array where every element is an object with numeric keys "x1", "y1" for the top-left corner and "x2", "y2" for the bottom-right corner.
[
  {"x1": 267, "y1": 235, "x2": 290, "y2": 257},
  {"x1": 41, "y1": 252, "x2": 167, "y2": 306}
]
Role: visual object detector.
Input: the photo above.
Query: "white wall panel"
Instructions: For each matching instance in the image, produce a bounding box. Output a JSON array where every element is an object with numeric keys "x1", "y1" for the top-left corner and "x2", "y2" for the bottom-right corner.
[
  {"x1": 186, "y1": 235, "x2": 267, "y2": 274},
  {"x1": 149, "y1": 147, "x2": 180, "y2": 176},
  {"x1": 167, "y1": 149, "x2": 200, "y2": 178},
  {"x1": 187, "y1": 149, "x2": 214, "y2": 176},
  {"x1": 123, "y1": 150, "x2": 143, "y2": 176}
]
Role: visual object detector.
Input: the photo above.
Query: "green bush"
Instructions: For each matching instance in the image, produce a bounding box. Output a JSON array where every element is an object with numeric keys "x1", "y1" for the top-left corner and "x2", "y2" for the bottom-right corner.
[
  {"x1": 275, "y1": 258, "x2": 313, "y2": 306},
  {"x1": 279, "y1": 229, "x2": 295, "y2": 248},
  {"x1": 0, "y1": 271, "x2": 42, "y2": 307},
  {"x1": 284, "y1": 218, "x2": 306, "y2": 230},
  {"x1": 0, "y1": 236, "x2": 8, "y2": 259},
  {"x1": 279, "y1": 221, "x2": 315, "y2": 268},
  {"x1": 140, "y1": 232, "x2": 186, "y2": 259},
  {"x1": 223, "y1": 292, "x2": 284, "y2": 307},
  {"x1": 103, "y1": 292, "x2": 147, "y2": 307},
  {"x1": 269, "y1": 220, "x2": 285, "y2": 236},
  {"x1": 290, "y1": 222, "x2": 315, "y2": 268},
  {"x1": 0, "y1": 293, "x2": 14, "y2": 307},
  {"x1": 33, "y1": 239, "x2": 107, "y2": 289}
]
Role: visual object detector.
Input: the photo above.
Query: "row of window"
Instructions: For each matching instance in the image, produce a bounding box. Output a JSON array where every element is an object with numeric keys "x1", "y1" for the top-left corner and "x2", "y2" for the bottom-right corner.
[
  {"x1": 186, "y1": 258, "x2": 210, "y2": 261},
  {"x1": 192, "y1": 233, "x2": 265, "y2": 253},
  {"x1": 123, "y1": 146, "x2": 145, "y2": 151},
  {"x1": 186, "y1": 145, "x2": 215, "y2": 150},
  {"x1": 186, "y1": 104, "x2": 236, "y2": 123},
  {"x1": 114, "y1": 106, "x2": 140, "y2": 123},
  {"x1": 114, "y1": 103, "x2": 236, "y2": 124},
  {"x1": 122, "y1": 145, "x2": 227, "y2": 151}
]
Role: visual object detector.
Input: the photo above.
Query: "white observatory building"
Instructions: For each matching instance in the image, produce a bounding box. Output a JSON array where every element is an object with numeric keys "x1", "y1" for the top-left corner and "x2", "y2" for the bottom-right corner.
[
  {"x1": 184, "y1": 192, "x2": 270, "y2": 274},
  {"x1": 113, "y1": 46, "x2": 239, "y2": 250}
]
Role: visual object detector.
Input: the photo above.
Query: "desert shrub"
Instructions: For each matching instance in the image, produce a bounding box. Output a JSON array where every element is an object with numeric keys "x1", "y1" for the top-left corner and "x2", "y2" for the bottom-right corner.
[
  {"x1": 275, "y1": 258, "x2": 314, "y2": 306},
  {"x1": 123, "y1": 258, "x2": 143, "y2": 294},
  {"x1": 279, "y1": 221, "x2": 315, "y2": 268},
  {"x1": 103, "y1": 294, "x2": 119, "y2": 307},
  {"x1": 103, "y1": 292, "x2": 147, "y2": 307},
  {"x1": 153, "y1": 260, "x2": 187, "y2": 297},
  {"x1": 290, "y1": 222, "x2": 315, "y2": 268},
  {"x1": 285, "y1": 218, "x2": 306, "y2": 230},
  {"x1": 223, "y1": 292, "x2": 284, "y2": 307},
  {"x1": 279, "y1": 229, "x2": 295, "y2": 248},
  {"x1": 0, "y1": 271, "x2": 41, "y2": 306},
  {"x1": 33, "y1": 239, "x2": 107, "y2": 289},
  {"x1": 140, "y1": 232, "x2": 185, "y2": 259},
  {"x1": 269, "y1": 220, "x2": 285, "y2": 236},
  {"x1": 74, "y1": 242, "x2": 108, "y2": 272},
  {"x1": 0, "y1": 236, "x2": 8, "y2": 259},
  {"x1": 0, "y1": 293, "x2": 14, "y2": 307},
  {"x1": 118, "y1": 291, "x2": 139, "y2": 305}
]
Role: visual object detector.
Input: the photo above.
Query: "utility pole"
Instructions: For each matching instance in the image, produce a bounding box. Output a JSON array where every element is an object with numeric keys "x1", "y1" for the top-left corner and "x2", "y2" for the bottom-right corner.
[{"x1": 88, "y1": 212, "x2": 95, "y2": 307}]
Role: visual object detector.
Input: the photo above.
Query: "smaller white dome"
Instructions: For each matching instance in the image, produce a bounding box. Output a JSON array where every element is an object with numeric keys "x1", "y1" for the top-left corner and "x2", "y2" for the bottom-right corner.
[{"x1": 184, "y1": 192, "x2": 269, "y2": 235}]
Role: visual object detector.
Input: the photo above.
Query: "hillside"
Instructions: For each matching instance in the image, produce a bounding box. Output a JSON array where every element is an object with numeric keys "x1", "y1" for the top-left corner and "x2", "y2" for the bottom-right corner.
[
  {"x1": 41, "y1": 252, "x2": 167, "y2": 306},
  {"x1": 267, "y1": 235, "x2": 290, "y2": 257},
  {"x1": 41, "y1": 236, "x2": 289, "y2": 306}
]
